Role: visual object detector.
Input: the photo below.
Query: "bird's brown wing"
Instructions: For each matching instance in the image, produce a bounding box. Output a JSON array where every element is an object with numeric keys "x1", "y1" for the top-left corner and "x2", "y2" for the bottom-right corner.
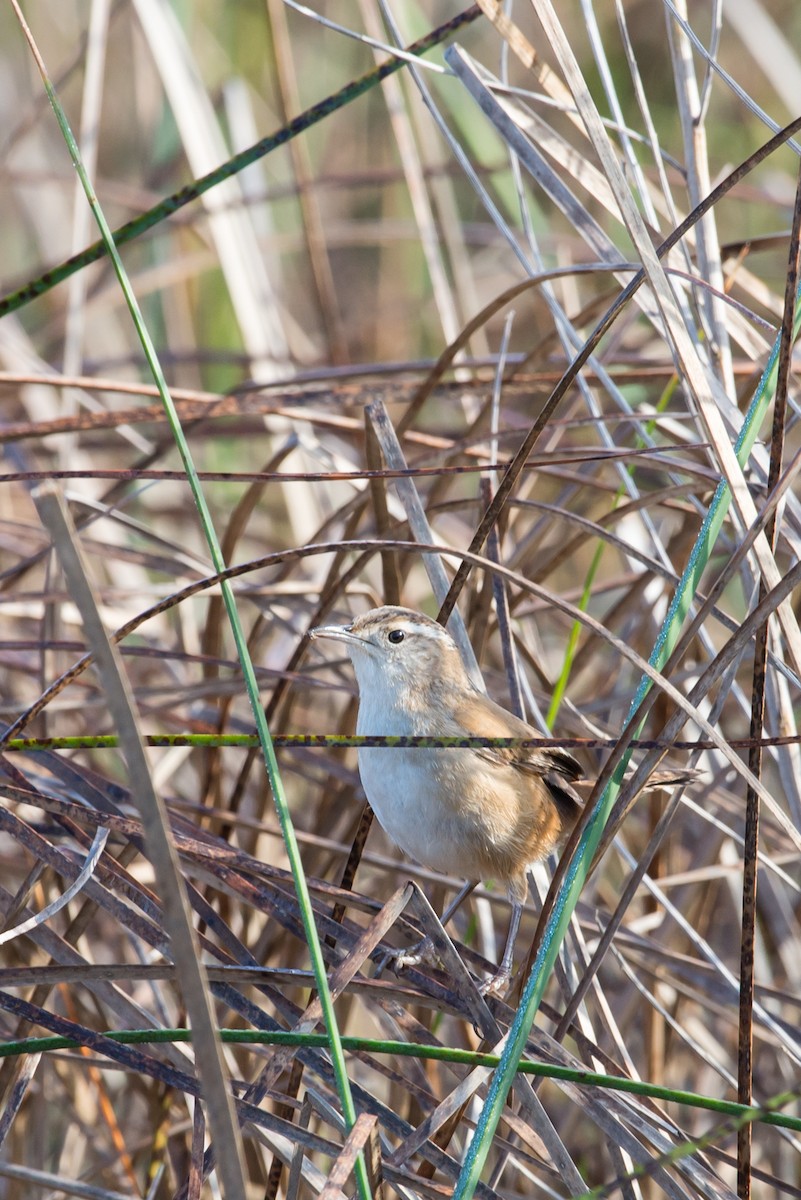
[{"x1": 447, "y1": 692, "x2": 584, "y2": 828}]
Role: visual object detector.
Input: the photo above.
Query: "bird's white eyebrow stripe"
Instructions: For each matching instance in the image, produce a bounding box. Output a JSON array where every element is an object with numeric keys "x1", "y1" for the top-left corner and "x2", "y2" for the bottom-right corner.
[
  {"x1": 362, "y1": 616, "x2": 446, "y2": 639},
  {"x1": 391, "y1": 620, "x2": 448, "y2": 642}
]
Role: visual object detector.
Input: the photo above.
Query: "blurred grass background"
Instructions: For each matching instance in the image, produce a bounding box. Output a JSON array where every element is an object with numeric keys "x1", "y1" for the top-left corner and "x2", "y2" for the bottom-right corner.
[{"x1": 0, "y1": 2, "x2": 800, "y2": 1198}]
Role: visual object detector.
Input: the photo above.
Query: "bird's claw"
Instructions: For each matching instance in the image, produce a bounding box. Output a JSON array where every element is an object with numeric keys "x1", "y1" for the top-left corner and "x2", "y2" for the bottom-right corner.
[
  {"x1": 374, "y1": 935, "x2": 435, "y2": 977},
  {"x1": 479, "y1": 968, "x2": 512, "y2": 997}
]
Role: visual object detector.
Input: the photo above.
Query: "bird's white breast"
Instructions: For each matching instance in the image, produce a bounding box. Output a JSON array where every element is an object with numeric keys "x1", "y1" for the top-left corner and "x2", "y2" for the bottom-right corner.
[{"x1": 355, "y1": 690, "x2": 485, "y2": 876}]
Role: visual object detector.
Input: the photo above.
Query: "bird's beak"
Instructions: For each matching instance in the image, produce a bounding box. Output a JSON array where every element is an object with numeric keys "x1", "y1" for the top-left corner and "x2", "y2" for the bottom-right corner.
[{"x1": 310, "y1": 622, "x2": 362, "y2": 646}]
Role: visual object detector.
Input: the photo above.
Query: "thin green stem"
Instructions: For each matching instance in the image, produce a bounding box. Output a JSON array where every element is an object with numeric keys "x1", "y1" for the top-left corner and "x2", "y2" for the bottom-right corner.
[
  {"x1": 6, "y1": 732, "x2": 801, "y2": 752},
  {"x1": 0, "y1": 6, "x2": 479, "y2": 320},
  {"x1": 547, "y1": 374, "x2": 680, "y2": 726},
  {"x1": 547, "y1": 537, "x2": 605, "y2": 726},
  {"x1": 1, "y1": 1028, "x2": 798, "y2": 1133},
  {"x1": 453, "y1": 269, "x2": 801, "y2": 1200},
  {"x1": 13, "y1": 13, "x2": 371, "y2": 1198}
]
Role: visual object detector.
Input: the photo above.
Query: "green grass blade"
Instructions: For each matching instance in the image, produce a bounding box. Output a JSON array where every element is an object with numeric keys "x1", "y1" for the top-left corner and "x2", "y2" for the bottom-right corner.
[
  {"x1": 0, "y1": 6, "x2": 479, "y2": 320},
  {"x1": 12, "y1": 10, "x2": 371, "y2": 1198},
  {"x1": 1, "y1": 1028, "x2": 799, "y2": 1134},
  {"x1": 453, "y1": 280, "x2": 801, "y2": 1200}
]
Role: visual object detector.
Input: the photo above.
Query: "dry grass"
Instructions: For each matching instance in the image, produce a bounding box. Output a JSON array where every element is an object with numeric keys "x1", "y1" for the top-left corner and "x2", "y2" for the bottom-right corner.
[{"x1": 0, "y1": 2, "x2": 800, "y2": 1198}]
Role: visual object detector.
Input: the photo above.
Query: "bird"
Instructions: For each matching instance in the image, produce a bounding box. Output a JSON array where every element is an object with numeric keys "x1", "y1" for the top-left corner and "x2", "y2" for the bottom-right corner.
[{"x1": 311, "y1": 604, "x2": 585, "y2": 993}]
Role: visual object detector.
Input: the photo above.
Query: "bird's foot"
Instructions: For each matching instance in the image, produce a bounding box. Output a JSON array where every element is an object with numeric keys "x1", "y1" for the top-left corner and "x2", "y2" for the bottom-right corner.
[
  {"x1": 374, "y1": 935, "x2": 435, "y2": 977},
  {"x1": 479, "y1": 967, "x2": 512, "y2": 997}
]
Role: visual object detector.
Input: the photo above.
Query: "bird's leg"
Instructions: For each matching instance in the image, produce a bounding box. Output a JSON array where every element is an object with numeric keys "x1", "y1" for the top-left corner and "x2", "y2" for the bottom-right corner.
[
  {"x1": 480, "y1": 899, "x2": 522, "y2": 996},
  {"x1": 376, "y1": 879, "x2": 479, "y2": 974}
]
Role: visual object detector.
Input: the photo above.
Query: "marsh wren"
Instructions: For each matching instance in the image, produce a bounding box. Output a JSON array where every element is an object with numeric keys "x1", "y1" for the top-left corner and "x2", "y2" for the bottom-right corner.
[{"x1": 311, "y1": 605, "x2": 583, "y2": 992}]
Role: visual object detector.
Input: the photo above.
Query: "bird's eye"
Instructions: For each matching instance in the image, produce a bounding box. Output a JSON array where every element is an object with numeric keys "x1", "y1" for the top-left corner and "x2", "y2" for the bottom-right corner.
[{"x1": 387, "y1": 629, "x2": 405, "y2": 644}]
